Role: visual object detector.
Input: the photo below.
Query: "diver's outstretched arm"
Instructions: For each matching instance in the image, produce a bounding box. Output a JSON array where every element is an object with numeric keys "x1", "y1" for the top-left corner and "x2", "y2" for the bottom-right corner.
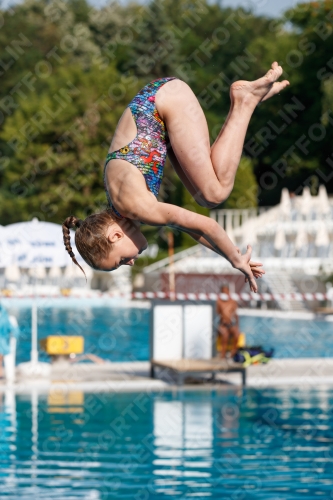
[
  {"x1": 182, "y1": 228, "x2": 264, "y2": 282},
  {"x1": 138, "y1": 200, "x2": 262, "y2": 292}
]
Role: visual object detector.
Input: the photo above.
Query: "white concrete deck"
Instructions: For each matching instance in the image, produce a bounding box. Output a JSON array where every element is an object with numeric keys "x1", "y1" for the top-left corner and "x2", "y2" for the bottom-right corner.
[{"x1": 0, "y1": 358, "x2": 332, "y2": 393}]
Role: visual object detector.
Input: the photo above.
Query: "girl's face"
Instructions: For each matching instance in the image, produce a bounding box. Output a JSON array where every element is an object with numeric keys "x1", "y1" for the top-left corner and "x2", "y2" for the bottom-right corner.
[{"x1": 100, "y1": 219, "x2": 148, "y2": 271}]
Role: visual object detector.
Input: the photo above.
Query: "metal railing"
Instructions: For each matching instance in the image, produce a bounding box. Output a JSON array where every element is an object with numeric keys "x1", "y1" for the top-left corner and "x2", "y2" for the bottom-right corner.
[
  {"x1": 143, "y1": 245, "x2": 203, "y2": 274},
  {"x1": 210, "y1": 207, "x2": 270, "y2": 230}
]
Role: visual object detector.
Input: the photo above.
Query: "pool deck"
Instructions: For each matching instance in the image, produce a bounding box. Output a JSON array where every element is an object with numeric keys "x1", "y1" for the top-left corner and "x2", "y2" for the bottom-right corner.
[{"x1": 1, "y1": 358, "x2": 333, "y2": 393}]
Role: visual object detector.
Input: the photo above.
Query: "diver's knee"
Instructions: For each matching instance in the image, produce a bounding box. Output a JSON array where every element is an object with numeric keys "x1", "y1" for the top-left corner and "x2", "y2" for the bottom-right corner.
[{"x1": 196, "y1": 185, "x2": 231, "y2": 208}]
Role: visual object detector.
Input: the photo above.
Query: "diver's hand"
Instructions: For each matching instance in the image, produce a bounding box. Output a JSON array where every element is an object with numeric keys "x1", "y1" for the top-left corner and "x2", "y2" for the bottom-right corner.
[
  {"x1": 233, "y1": 245, "x2": 264, "y2": 293},
  {"x1": 235, "y1": 246, "x2": 265, "y2": 281}
]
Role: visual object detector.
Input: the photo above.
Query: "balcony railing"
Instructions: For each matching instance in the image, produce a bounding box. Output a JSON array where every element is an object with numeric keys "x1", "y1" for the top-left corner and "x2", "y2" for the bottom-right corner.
[{"x1": 210, "y1": 207, "x2": 270, "y2": 230}]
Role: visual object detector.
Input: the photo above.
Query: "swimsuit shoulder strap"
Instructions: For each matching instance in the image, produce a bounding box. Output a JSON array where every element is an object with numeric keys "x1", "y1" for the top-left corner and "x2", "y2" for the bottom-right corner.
[
  {"x1": 104, "y1": 77, "x2": 176, "y2": 166},
  {"x1": 105, "y1": 151, "x2": 115, "y2": 167},
  {"x1": 128, "y1": 77, "x2": 177, "y2": 120}
]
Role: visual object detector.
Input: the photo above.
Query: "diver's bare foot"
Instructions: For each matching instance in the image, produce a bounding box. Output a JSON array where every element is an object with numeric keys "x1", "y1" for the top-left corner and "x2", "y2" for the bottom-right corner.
[{"x1": 230, "y1": 62, "x2": 290, "y2": 107}]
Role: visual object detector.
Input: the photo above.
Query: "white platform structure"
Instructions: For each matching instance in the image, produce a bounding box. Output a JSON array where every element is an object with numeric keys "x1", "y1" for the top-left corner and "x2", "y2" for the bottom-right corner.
[
  {"x1": 143, "y1": 187, "x2": 333, "y2": 311},
  {"x1": 151, "y1": 303, "x2": 213, "y2": 362},
  {"x1": 218, "y1": 186, "x2": 333, "y2": 311},
  {"x1": 225, "y1": 186, "x2": 333, "y2": 264}
]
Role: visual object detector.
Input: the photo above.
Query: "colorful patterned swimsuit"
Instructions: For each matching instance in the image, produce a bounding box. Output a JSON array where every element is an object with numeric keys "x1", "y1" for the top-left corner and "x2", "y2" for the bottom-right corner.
[{"x1": 104, "y1": 77, "x2": 177, "y2": 217}]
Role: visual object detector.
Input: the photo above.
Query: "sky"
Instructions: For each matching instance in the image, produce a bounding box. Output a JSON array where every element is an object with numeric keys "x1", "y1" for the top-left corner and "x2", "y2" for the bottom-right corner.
[
  {"x1": 0, "y1": 0, "x2": 311, "y2": 17},
  {"x1": 219, "y1": 0, "x2": 306, "y2": 18},
  {"x1": 88, "y1": 0, "x2": 310, "y2": 18}
]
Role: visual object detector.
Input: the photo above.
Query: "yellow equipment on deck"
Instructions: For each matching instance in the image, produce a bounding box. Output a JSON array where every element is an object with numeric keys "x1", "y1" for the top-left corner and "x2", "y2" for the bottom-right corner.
[{"x1": 40, "y1": 336, "x2": 84, "y2": 356}]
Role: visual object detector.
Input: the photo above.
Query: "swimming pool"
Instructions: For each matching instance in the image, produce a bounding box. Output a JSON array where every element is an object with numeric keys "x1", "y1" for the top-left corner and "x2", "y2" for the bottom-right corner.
[
  {"x1": 1, "y1": 387, "x2": 333, "y2": 498},
  {"x1": 9, "y1": 304, "x2": 151, "y2": 364},
  {"x1": 4, "y1": 303, "x2": 333, "y2": 364}
]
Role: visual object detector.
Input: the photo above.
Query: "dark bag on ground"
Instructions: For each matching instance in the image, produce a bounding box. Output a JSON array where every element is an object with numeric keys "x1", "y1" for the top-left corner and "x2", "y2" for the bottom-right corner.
[{"x1": 233, "y1": 346, "x2": 274, "y2": 366}]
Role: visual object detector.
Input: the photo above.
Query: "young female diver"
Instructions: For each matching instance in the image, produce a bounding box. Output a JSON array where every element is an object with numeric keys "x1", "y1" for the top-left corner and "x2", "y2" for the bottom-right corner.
[{"x1": 62, "y1": 62, "x2": 289, "y2": 292}]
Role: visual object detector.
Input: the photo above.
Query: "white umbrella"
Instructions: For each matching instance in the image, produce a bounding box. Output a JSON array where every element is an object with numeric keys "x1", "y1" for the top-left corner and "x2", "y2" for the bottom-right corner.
[
  {"x1": 140, "y1": 243, "x2": 159, "y2": 259},
  {"x1": 29, "y1": 266, "x2": 47, "y2": 280},
  {"x1": 65, "y1": 263, "x2": 90, "y2": 276},
  {"x1": 300, "y1": 187, "x2": 312, "y2": 216},
  {"x1": 279, "y1": 188, "x2": 291, "y2": 217},
  {"x1": 73, "y1": 264, "x2": 87, "y2": 278},
  {"x1": 225, "y1": 214, "x2": 235, "y2": 244},
  {"x1": 82, "y1": 265, "x2": 93, "y2": 279},
  {"x1": 48, "y1": 266, "x2": 62, "y2": 279},
  {"x1": 48, "y1": 266, "x2": 62, "y2": 287},
  {"x1": 1, "y1": 218, "x2": 83, "y2": 373},
  {"x1": 0, "y1": 226, "x2": 14, "y2": 267},
  {"x1": 5, "y1": 265, "x2": 21, "y2": 282},
  {"x1": 295, "y1": 227, "x2": 308, "y2": 250},
  {"x1": 315, "y1": 222, "x2": 330, "y2": 247},
  {"x1": 274, "y1": 226, "x2": 286, "y2": 250},
  {"x1": 2, "y1": 218, "x2": 83, "y2": 268},
  {"x1": 1, "y1": 225, "x2": 31, "y2": 268},
  {"x1": 64, "y1": 265, "x2": 75, "y2": 279},
  {"x1": 317, "y1": 185, "x2": 331, "y2": 215},
  {"x1": 242, "y1": 219, "x2": 257, "y2": 246}
]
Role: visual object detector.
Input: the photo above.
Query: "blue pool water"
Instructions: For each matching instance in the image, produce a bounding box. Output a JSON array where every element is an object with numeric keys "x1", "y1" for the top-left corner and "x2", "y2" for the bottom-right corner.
[
  {"x1": 10, "y1": 305, "x2": 150, "y2": 365},
  {"x1": 4, "y1": 304, "x2": 333, "y2": 364},
  {"x1": 1, "y1": 387, "x2": 333, "y2": 498},
  {"x1": 239, "y1": 315, "x2": 333, "y2": 359}
]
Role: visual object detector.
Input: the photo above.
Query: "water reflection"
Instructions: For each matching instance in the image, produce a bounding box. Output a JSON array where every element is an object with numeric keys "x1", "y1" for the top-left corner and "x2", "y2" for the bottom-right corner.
[
  {"x1": 153, "y1": 400, "x2": 213, "y2": 496},
  {"x1": 0, "y1": 388, "x2": 333, "y2": 498}
]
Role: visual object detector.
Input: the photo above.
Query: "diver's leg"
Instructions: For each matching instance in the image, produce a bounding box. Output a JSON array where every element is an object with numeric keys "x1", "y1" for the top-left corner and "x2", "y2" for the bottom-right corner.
[{"x1": 158, "y1": 63, "x2": 289, "y2": 207}]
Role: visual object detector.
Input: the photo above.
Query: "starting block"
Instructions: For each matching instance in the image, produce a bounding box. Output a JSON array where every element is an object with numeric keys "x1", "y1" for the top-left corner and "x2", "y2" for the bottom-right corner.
[{"x1": 40, "y1": 336, "x2": 84, "y2": 357}]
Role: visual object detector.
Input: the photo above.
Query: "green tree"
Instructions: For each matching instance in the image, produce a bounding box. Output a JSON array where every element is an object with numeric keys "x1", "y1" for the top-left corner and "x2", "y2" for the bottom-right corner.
[
  {"x1": 125, "y1": 0, "x2": 183, "y2": 79},
  {"x1": 250, "y1": 1, "x2": 333, "y2": 203},
  {"x1": 0, "y1": 63, "x2": 142, "y2": 223},
  {"x1": 1, "y1": 0, "x2": 332, "y2": 245},
  {"x1": 223, "y1": 157, "x2": 258, "y2": 209}
]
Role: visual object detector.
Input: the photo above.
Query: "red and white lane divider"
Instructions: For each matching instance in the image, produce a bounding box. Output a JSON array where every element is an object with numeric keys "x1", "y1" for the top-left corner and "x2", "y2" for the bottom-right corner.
[
  {"x1": 133, "y1": 291, "x2": 329, "y2": 302},
  {"x1": 0, "y1": 291, "x2": 330, "y2": 302}
]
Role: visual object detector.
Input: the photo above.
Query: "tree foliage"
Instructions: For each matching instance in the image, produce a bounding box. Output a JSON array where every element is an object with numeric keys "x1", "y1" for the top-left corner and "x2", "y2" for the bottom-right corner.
[
  {"x1": 223, "y1": 157, "x2": 258, "y2": 209},
  {"x1": 0, "y1": 0, "x2": 332, "y2": 249}
]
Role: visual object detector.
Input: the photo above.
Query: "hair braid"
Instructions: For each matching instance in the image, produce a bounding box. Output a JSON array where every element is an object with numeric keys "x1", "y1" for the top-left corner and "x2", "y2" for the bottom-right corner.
[
  {"x1": 62, "y1": 216, "x2": 86, "y2": 277},
  {"x1": 62, "y1": 209, "x2": 118, "y2": 273}
]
